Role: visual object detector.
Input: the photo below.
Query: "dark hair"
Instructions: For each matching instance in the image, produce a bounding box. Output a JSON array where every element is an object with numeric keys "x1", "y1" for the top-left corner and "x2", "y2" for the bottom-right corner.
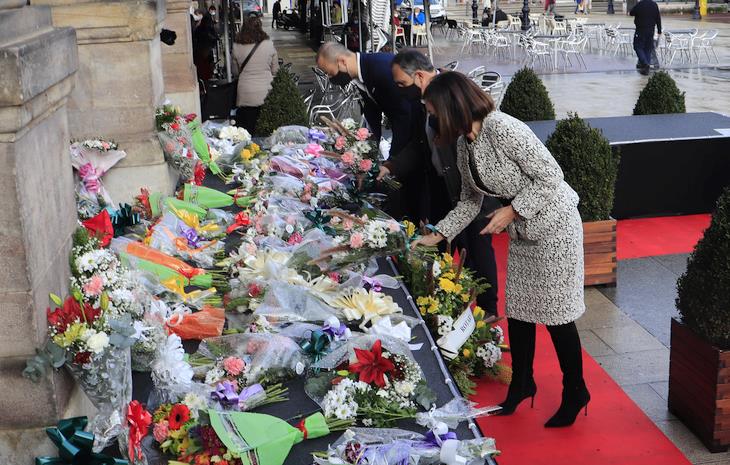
[
  {"x1": 235, "y1": 17, "x2": 269, "y2": 44},
  {"x1": 423, "y1": 72, "x2": 495, "y2": 144},
  {"x1": 392, "y1": 49, "x2": 435, "y2": 75}
]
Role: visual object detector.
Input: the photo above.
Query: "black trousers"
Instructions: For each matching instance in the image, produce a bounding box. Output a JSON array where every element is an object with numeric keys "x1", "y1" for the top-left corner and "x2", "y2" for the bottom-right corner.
[
  {"x1": 633, "y1": 30, "x2": 655, "y2": 67},
  {"x1": 235, "y1": 106, "x2": 262, "y2": 134}
]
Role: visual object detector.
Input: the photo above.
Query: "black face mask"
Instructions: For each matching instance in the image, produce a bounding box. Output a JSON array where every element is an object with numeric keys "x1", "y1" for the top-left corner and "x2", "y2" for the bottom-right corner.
[
  {"x1": 330, "y1": 71, "x2": 352, "y2": 87},
  {"x1": 398, "y1": 84, "x2": 422, "y2": 101}
]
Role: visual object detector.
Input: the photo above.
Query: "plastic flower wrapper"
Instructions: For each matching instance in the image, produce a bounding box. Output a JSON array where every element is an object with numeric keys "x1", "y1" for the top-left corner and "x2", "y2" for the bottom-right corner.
[
  {"x1": 269, "y1": 154, "x2": 311, "y2": 178},
  {"x1": 415, "y1": 398, "x2": 501, "y2": 431},
  {"x1": 183, "y1": 183, "x2": 252, "y2": 209},
  {"x1": 305, "y1": 336, "x2": 436, "y2": 427},
  {"x1": 70, "y1": 139, "x2": 127, "y2": 206},
  {"x1": 130, "y1": 316, "x2": 168, "y2": 372},
  {"x1": 146, "y1": 212, "x2": 227, "y2": 269},
  {"x1": 157, "y1": 129, "x2": 198, "y2": 182},
  {"x1": 267, "y1": 125, "x2": 312, "y2": 146},
  {"x1": 135, "y1": 189, "x2": 207, "y2": 221},
  {"x1": 194, "y1": 332, "x2": 308, "y2": 385},
  {"x1": 313, "y1": 427, "x2": 499, "y2": 465},
  {"x1": 252, "y1": 281, "x2": 342, "y2": 325}
]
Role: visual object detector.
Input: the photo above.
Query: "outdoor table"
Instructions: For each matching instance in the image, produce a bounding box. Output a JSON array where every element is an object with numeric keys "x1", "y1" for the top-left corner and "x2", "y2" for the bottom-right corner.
[
  {"x1": 129, "y1": 174, "x2": 500, "y2": 465},
  {"x1": 667, "y1": 29, "x2": 698, "y2": 35},
  {"x1": 534, "y1": 33, "x2": 570, "y2": 68}
]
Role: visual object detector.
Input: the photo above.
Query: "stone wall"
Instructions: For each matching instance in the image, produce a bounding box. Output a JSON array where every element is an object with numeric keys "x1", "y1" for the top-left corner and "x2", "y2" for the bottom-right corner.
[
  {"x1": 0, "y1": 1, "x2": 94, "y2": 462},
  {"x1": 32, "y1": 0, "x2": 178, "y2": 204}
]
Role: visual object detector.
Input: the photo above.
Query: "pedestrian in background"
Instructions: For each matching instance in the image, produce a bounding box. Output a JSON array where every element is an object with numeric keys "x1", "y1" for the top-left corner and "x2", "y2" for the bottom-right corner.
[
  {"x1": 232, "y1": 17, "x2": 279, "y2": 132},
  {"x1": 272, "y1": 0, "x2": 282, "y2": 28},
  {"x1": 630, "y1": 0, "x2": 662, "y2": 75},
  {"x1": 192, "y1": 12, "x2": 218, "y2": 81}
]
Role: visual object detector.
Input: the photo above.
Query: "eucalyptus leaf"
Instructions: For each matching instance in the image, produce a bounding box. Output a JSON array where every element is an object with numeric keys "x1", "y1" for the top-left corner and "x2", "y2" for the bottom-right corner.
[
  {"x1": 46, "y1": 342, "x2": 67, "y2": 368},
  {"x1": 414, "y1": 380, "x2": 437, "y2": 410}
]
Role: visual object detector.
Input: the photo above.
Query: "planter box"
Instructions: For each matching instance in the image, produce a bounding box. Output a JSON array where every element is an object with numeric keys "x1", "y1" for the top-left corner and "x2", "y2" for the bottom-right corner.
[
  {"x1": 668, "y1": 318, "x2": 730, "y2": 452},
  {"x1": 583, "y1": 219, "x2": 617, "y2": 286}
]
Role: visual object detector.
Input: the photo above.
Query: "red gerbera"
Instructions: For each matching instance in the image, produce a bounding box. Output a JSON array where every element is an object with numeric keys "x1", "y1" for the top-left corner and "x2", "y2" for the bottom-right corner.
[
  {"x1": 167, "y1": 403, "x2": 191, "y2": 430},
  {"x1": 348, "y1": 339, "x2": 395, "y2": 388}
]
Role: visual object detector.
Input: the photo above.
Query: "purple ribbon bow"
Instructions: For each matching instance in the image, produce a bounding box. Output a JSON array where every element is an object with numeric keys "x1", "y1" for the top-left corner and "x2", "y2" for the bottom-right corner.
[
  {"x1": 421, "y1": 431, "x2": 458, "y2": 448},
  {"x1": 322, "y1": 320, "x2": 348, "y2": 339},
  {"x1": 308, "y1": 129, "x2": 328, "y2": 143},
  {"x1": 363, "y1": 276, "x2": 383, "y2": 292},
  {"x1": 179, "y1": 225, "x2": 201, "y2": 248},
  {"x1": 211, "y1": 382, "x2": 265, "y2": 411}
]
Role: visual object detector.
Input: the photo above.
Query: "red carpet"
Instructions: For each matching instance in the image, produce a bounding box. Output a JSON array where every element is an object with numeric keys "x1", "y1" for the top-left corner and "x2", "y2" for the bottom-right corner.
[
  {"x1": 617, "y1": 214, "x2": 710, "y2": 260},
  {"x1": 471, "y1": 233, "x2": 691, "y2": 465}
]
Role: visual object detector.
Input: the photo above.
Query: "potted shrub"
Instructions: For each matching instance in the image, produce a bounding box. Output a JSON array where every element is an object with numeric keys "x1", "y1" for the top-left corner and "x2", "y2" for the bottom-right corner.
[
  {"x1": 500, "y1": 67, "x2": 556, "y2": 122},
  {"x1": 669, "y1": 187, "x2": 730, "y2": 452},
  {"x1": 633, "y1": 71, "x2": 686, "y2": 115},
  {"x1": 546, "y1": 113, "x2": 620, "y2": 286},
  {"x1": 254, "y1": 68, "x2": 308, "y2": 137}
]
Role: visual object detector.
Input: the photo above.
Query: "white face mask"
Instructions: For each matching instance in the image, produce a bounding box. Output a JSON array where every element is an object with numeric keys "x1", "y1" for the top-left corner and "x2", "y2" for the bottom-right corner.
[{"x1": 193, "y1": 13, "x2": 203, "y2": 20}]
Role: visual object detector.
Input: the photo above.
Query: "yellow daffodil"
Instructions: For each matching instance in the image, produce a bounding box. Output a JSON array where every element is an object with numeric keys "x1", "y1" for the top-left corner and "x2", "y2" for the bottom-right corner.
[
  {"x1": 438, "y1": 278, "x2": 456, "y2": 293},
  {"x1": 462, "y1": 348, "x2": 472, "y2": 358},
  {"x1": 402, "y1": 220, "x2": 416, "y2": 238}
]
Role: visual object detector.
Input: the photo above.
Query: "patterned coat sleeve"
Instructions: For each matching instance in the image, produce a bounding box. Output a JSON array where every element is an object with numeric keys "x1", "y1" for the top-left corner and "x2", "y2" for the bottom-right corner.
[
  {"x1": 434, "y1": 139, "x2": 484, "y2": 242},
  {"x1": 490, "y1": 118, "x2": 564, "y2": 220}
]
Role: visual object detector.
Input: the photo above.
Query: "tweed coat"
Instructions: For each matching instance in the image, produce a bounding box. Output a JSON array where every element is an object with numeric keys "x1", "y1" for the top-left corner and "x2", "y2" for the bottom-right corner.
[{"x1": 434, "y1": 111, "x2": 585, "y2": 325}]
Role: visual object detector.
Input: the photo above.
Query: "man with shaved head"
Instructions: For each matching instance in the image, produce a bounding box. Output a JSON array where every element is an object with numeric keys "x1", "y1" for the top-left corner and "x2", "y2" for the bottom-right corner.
[{"x1": 316, "y1": 42, "x2": 426, "y2": 222}]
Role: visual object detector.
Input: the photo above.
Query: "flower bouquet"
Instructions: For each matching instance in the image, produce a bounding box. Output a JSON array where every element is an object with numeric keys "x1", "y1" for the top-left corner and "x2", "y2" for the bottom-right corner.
[
  {"x1": 306, "y1": 337, "x2": 435, "y2": 427},
  {"x1": 406, "y1": 250, "x2": 508, "y2": 395},
  {"x1": 313, "y1": 427, "x2": 499, "y2": 465},
  {"x1": 70, "y1": 138, "x2": 127, "y2": 214},
  {"x1": 156, "y1": 104, "x2": 220, "y2": 177}
]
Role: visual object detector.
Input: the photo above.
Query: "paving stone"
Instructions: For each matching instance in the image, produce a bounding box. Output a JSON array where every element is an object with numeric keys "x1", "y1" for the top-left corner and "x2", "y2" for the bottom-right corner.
[
  {"x1": 593, "y1": 348, "x2": 670, "y2": 386},
  {"x1": 576, "y1": 288, "x2": 636, "y2": 331},
  {"x1": 654, "y1": 420, "x2": 730, "y2": 464},
  {"x1": 593, "y1": 324, "x2": 667, "y2": 354},
  {"x1": 650, "y1": 381, "x2": 670, "y2": 401},
  {"x1": 654, "y1": 253, "x2": 690, "y2": 277},
  {"x1": 579, "y1": 329, "x2": 616, "y2": 357},
  {"x1": 622, "y1": 383, "x2": 676, "y2": 422}
]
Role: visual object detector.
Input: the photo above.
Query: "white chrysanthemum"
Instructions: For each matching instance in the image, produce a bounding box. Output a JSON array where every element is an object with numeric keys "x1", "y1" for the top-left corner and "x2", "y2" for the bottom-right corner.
[
  {"x1": 432, "y1": 260, "x2": 442, "y2": 277},
  {"x1": 205, "y1": 367, "x2": 225, "y2": 385},
  {"x1": 393, "y1": 381, "x2": 415, "y2": 397},
  {"x1": 152, "y1": 334, "x2": 194, "y2": 387},
  {"x1": 480, "y1": 342, "x2": 502, "y2": 368},
  {"x1": 183, "y1": 392, "x2": 209, "y2": 419}
]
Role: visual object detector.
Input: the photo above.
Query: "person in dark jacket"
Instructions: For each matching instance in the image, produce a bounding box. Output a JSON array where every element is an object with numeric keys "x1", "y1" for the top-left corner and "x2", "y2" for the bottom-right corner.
[
  {"x1": 316, "y1": 43, "x2": 422, "y2": 222},
  {"x1": 482, "y1": 7, "x2": 508, "y2": 26},
  {"x1": 193, "y1": 12, "x2": 218, "y2": 81},
  {"x1": 390, "y1": 49, "x2": 500, "y2": 316},
  {"x1": 630, "y1": 0, "x2": 662, "y2": 75},
  {"x1": 272, "y1": 0, "x2": 282, "y2": 28}
]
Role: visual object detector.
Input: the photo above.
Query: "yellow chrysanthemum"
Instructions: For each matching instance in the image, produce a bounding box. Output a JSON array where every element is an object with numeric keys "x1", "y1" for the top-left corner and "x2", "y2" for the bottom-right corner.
[
  {"x1": 439, "y1": 278, "x2": 456, "y2": 293},
  {"x1": 476, "y1": 320, "x2": 486, "y2": 329},
  {"x1": 462, "y1": 348, "x2": 471, "y2": 358},
  {"x1": 428, "y1": 300, "x2": 439, "y2": 314},
  {"x1": 241, "y1": 149, "x2": 254, "y2": 161},
  {"x1": 442, "y1": 253, "x2": 453, "y2": 265},
  {"x1": 441, "y1": 271, "x2": 456, "y2": 281},
  {"x1": 454, "y1": 283, "x2": 463, "y2": 294},
  {"x1": 250, "y1": 143, "x2": 260, "y2": 152},
  {"x1": 416, "y1": 296, "x2": 430, "y2": 306},
  {"x1": 461, "y1": 293, "x2": 471, "y2": 303}
]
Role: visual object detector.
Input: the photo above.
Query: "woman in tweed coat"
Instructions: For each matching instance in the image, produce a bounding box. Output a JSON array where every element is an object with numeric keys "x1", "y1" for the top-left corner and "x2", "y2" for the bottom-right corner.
[{"x1": 412, "y1": 73, "x2": 589, "y2": 428}]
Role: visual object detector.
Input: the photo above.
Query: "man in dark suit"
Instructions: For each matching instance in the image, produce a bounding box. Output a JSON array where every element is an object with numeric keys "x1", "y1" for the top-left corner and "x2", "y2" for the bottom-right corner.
[
  {"x1": 630, "y1": 0, "x2": 662, "y2": 75},
  {"x1": 390, "y1": 49, "x2": 500, "y2": 316},
  {"x1": 316, "y1": 43, "x2": 424, "y2": 222}
]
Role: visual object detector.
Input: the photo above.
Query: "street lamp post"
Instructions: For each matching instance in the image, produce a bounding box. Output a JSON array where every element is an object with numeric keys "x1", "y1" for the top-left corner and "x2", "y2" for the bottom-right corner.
[
  {"x1": 521, "y1": 0, "x2": 530, "y2": 30},
  {"x1": 607, "y1": 0, "x2": 615, "y2": 14},
  {"x1": 692, "y1": 0, "x2": 701, "y2": 19},
  {"x1": 471, "y1": 0, "x2": 479, "y2": 25}
]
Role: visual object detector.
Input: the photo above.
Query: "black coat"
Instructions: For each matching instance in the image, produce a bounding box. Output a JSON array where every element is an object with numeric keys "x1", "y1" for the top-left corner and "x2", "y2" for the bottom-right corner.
[{"x1": 630, "y1": 0, "x2": 662, "y2": 34}]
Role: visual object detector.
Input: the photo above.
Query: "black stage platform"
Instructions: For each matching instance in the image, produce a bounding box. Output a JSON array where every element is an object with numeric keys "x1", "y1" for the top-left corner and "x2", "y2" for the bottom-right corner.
[{"x1": 528, "y1": 112, "x2": 730, "y2": 219}]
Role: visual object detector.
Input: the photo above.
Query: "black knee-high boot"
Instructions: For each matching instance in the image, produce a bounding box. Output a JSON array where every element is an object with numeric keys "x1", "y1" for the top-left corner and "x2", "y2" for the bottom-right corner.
[
  {"x1": 498, "y1": 318, "x2": 537, "y2": 415},
  {"x1": 545, "y1": 321, "x2": 590, "y2": 427}
]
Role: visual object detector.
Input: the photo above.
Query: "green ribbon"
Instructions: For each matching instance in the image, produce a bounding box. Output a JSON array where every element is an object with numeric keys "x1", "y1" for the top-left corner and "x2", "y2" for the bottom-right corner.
[
  {"x1": 299, "y1": 330, "x2": 332, "y2": 364},
  {"x1": 109, "y1": 203, "x2": 140, "y2": 237},
  {"x1": 35, "y1": 417, "x2": 128, "y2": 465},
  {"x1": 303, "y1": 209, "x2": 336, "y2": 236}
]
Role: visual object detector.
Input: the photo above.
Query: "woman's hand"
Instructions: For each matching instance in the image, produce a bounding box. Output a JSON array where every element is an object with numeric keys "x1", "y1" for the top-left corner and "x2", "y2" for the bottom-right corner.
[
  {"x1": 410, "y1": 232, "x2": 444, "y2": 249},
  {"x1": 376, "y1": 165, "x2": 391, "y2": 181},
  {"x1": 481, "y1": 205, "x2": 517, "y2": 235}
]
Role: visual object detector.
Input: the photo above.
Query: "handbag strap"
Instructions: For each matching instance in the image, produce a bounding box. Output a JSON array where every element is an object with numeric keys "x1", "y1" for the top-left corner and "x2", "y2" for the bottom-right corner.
[{"x1": 238, "y1": 41, "x2": 262, "y2": 74}]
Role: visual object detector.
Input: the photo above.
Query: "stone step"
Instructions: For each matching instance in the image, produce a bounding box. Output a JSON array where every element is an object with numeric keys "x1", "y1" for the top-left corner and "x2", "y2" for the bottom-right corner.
[{"x1": 0, "y1": 6, "x2": 53, "y2": 45}]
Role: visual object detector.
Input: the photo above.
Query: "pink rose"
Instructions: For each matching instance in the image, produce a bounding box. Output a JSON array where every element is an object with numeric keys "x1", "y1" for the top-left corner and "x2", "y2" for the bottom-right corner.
[
  {"x1": 388, "y1": 221, "x2": 400, "y2": 232},
  {"x1": 355, "y1": 128, "x2": 370, "y2": 141},
  {"x1": 343, "y1": 219, "x2": 354, "y2": 231},
  {"x1": 335, "y1": 137, "x2": 346, "y2": 150},
  {"x1": 359, "y1": 159, "x2": 373, "y2": 172},
  {"x1": 305, "y1": 143, "x2": 323, "y2": 157},
  {"x1": 83, "y1": 275, "x2": 104, "y2": 296},
  {"x1": 153, "y1": 421, "x2": 169, "y2": 442},
  {"x1": 288, "y1": 232, "x2": 303, "y2": 244},
  {"x1": 301, "y1": 193, "x2": 312, "y2": 202},
  {"x1": 349, "y1": 232, "x2": 364, "y2": 249},
  {"x1": 223, "y1": 356, "x2": 245, "y2": 376},
  {"x1": 341, "y1": 152, "x2": 355, "y2": 165},
  {"x1": 101, "y1": 142, "x2": 110, "y2": 150}
]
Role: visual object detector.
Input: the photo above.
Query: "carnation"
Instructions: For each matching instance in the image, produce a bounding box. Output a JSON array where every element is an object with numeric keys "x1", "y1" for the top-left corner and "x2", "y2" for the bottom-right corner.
[{"x1": 85, "y1": 331, "x2": 110, "y2": 354}]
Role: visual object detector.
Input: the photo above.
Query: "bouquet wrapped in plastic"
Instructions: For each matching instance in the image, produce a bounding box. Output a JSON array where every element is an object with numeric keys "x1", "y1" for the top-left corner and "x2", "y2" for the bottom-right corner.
[
  {"x1": 313, "y1": 427, "x2": 499, "y2": 465},
  {"x1": 70, "y1": 139, "x2": 127, "y2": 210},
  {"x1": 146, "y1": 212, "x2": 227, "y2": 268}
]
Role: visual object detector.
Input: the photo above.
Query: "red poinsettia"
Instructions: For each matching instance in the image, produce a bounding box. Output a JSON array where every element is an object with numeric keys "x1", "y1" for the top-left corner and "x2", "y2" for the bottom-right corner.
[
  {"x1": 168, "y1": 403, "x2": 191, "y2": 430},
  {"x1": 82, "y1": 210, "x2": 113, "y2": 247},
  {"x1": 47, "y1": 297, "x2": 101, "y2": 332},
  {"x1": 348, "y1": 339, "x2": 395, "y2": 388}
]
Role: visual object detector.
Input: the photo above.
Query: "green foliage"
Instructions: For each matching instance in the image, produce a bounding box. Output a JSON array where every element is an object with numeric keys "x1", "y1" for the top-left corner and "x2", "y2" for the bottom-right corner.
[
  {"x1": 546, "y1": 113, "x2": 620, "y2": 222},
  {"x1": 676, "y1": 188, "x2": 730, "y2": 349},
  {"x1": 500, "y1": 67, "x2": 556, "y2": 122},
  {"x1": 254, "y1": 68, "x2": 308, "y2": 137},
  {"x1": 633, "y1": 71, "x2": 686, "y2": 115}
]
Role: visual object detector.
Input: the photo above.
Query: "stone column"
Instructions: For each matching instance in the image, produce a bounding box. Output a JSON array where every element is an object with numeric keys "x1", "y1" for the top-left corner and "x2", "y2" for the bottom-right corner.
[
  {"x1": 163, "y1": 0, "x2": 202, "y2": 115},
  {"x1": 0, "y1": 1, "x2": 94, "y2": 462},
  {"x1": 31, "y1": 0, "x2": 178, "y2": 204}
]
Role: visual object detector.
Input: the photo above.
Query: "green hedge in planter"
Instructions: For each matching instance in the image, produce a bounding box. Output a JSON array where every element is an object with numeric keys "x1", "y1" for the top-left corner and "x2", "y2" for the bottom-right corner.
[
  {"x1": 545, "y1": 113, "x2": 619, "y2": 222},
  {"x1": 500, "y1": 67, "x2": 555, "y2": 122},
  {"x1": 676, "y1": 187, "x2": 730, "y2": 349},
  {"x1": 633, "y1": 71, "x2": 686, "y2": 115},
  {"x1": 254, "y1": 68, "x2": 308, "y2": 137}
]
